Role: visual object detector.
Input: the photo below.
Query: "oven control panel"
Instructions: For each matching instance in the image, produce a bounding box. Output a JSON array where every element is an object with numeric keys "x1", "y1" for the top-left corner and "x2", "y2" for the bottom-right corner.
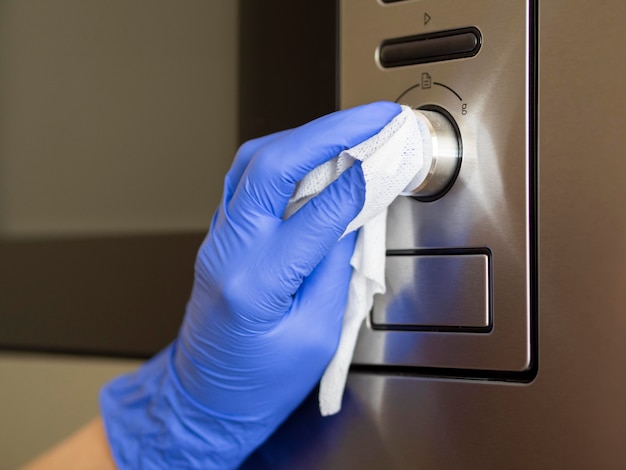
[{"x1": 342, "y1": 0, "x2": 535, "y2": 378}]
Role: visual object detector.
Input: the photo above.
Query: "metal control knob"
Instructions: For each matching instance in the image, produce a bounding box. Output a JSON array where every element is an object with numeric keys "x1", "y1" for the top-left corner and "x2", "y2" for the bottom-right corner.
[{"x1": 400, "y1": 108, "x2": 462, "y2": 201}]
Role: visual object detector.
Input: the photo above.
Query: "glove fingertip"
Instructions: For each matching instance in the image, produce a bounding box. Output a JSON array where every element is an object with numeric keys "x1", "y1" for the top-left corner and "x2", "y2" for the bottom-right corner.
[{"x1": 363, "y1": 100, "x2": 402, "y2": 116}]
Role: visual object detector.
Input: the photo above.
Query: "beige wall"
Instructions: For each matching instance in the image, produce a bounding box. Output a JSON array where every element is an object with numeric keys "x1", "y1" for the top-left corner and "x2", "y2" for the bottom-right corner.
[
  {"x1": 0, "y1": 1, "x2": 238, "y2": 468},
  {"x1": 0, "y1": 0, "x2": 238, "y2": 237},
  {"x1": 0, "y1": 353, "x2": 142, "y2": 469}
]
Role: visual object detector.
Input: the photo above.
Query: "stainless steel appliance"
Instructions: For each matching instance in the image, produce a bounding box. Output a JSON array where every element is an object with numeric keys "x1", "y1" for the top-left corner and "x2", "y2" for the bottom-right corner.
[{"x1": 242, "y1": 0, "x2": 626, "y2": 468}]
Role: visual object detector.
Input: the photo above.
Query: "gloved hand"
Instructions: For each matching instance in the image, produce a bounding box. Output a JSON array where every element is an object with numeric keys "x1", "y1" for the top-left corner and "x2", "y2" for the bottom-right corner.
[{"x1": 100, "y1": 101, "x2": 401, "y2": 469}]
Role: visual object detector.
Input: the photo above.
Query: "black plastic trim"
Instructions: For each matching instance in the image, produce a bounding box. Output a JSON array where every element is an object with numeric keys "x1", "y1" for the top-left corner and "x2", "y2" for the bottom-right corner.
[
  {"x1": 0, "y1": 233, "x2": 204, "y2": 359},
  {"x1": 350, "y1": 362, "x2": 533, "y2": 384},
  {"x1": 379, "y1": 27, "x2": 482, "y2": 68},
  {"x1": 527, "y1": 0, "x2": 539, "y2": 383},
  {"x1": 238, "y1": 0, "x2": 338, "y2": 142}
]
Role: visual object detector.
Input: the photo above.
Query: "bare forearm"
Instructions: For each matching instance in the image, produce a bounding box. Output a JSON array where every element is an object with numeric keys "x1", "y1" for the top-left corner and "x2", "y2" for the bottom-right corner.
[{"x1": 22, "y1": 417, "x2": 116, "y2": 470}]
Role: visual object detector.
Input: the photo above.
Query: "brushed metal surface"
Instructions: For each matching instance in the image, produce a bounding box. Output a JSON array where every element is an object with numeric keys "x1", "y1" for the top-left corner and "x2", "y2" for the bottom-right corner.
[
  {"x1": 372, "y1": 253, "x2": 490, "y2": 328},
  {"x1": 245, "y1": 0, "x2": 626, "y2": 468},
  {"x1": 401, "y1": 109, "x2": 461, "y2": 198},
  {"x1": 343, "y1": 0, "x2": 532, "y2": 372}
]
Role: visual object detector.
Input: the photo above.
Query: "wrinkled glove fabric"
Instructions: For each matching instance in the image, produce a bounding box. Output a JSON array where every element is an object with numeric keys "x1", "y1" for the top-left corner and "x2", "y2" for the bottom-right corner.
[{"x1": 100, "y1": 102, "x2": 406, "y2": 469}]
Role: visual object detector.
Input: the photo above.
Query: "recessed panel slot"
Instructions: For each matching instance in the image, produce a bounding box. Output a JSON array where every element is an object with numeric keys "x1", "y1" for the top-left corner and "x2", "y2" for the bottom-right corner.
[
  {"x1": 372, "y1": 252, "x2": 491, "y2": 332},
  {"x1": 379, "y1": 28, "x2": 482, "y2": 67}
]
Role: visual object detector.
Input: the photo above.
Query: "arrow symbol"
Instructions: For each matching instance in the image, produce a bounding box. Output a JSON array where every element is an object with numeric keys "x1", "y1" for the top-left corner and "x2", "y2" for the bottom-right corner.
[{"x1": 424, "y1": 12, "x2": 431, "y2": 25}]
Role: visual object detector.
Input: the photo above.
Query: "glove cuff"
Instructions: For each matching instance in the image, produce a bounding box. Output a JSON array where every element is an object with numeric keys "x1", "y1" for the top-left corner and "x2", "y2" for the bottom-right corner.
[{"x1": 100, "y1": 342, "x2": 266, "y2": 469}]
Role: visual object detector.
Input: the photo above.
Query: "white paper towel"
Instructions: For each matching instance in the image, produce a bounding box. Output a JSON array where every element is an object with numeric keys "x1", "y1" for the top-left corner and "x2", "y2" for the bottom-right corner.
[{"x1": 286, "y1": 105, "x2": 431, "y2": 416}]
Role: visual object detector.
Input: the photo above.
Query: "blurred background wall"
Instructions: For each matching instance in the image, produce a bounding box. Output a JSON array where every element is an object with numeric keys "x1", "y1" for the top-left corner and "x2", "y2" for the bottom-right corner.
[
  {"x1": 0, "y1": 1, "x2": 238, "y2": 467},
  {"x1": 0, "y1": 0, "x2": 238, "y2": 237}
]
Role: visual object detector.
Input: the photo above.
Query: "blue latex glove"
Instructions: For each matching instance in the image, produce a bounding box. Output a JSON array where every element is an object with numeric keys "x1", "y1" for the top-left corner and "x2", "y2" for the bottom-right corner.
[{"x1": 100, "y1": 101, "x2": 401, "y2": 469}]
